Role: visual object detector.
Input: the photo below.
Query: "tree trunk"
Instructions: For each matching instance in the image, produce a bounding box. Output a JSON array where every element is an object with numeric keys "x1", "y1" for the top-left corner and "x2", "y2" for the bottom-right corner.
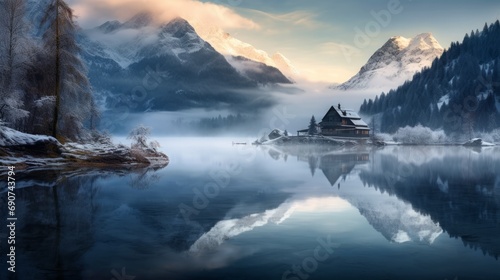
[
  {"x1": 6, "y1": 2, "x2": 15, "y2": 92},
  {"x1": 52, "y1": 0, "x2": 61, "y2": 139}
]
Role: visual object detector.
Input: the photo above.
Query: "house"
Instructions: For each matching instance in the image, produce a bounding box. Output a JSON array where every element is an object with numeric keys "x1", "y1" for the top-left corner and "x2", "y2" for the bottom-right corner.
[{"x1": 319, "y1": 104, "x2": 370, "y2": 138}]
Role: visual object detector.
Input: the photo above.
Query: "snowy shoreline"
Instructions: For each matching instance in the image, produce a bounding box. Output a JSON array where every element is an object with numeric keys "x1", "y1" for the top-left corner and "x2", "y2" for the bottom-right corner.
[
  {"x1": 0, "y1": 126, "x2": 169, "y2": 173},
  {"x1": 254, "y1": 130, "x2": 497, "y2": 147}
]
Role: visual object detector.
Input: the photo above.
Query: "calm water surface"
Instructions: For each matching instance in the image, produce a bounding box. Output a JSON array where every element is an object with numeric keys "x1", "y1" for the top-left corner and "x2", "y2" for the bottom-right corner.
[{"x1": 1, "y1": 138, "x2": 500, "y2": 280}]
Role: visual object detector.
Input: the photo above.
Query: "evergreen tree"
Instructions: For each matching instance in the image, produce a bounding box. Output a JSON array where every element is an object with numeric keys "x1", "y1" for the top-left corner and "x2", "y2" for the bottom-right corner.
[
  {"x1": 40, "y1": 0, "x2": 97, "y2": 140},
  {"x1": 494, "y1": 58, "x2": 500, "y2": 97},
  {"x1": 360, "y1": 99, "x2": 368, "y2": 113},
  {"x1": 367, "y1": 99, "x2": 374, "y2": 114},
  {"x1": 308, "y1": 115, "x2": 318, "y2": 135}
]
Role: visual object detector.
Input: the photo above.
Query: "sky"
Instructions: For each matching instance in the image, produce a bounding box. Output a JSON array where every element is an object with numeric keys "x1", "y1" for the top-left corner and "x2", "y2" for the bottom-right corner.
[{"x1": 68, "y1": 0, "x2": 500, "y2": 83}]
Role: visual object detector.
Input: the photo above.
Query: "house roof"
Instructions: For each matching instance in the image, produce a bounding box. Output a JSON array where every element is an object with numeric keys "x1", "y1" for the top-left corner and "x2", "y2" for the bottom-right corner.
[
  {"x1": 322, "y1": 106, "x2": 362, "y2": 121},
  {"x1": 350, "y1": 119, "x2": 369, "y2": 127}
]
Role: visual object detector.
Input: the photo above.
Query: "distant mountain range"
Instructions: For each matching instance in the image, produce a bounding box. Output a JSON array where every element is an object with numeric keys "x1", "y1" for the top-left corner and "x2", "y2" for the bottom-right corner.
[
  {"x1": 334, "y1": 33, "x2": 444, "y2": 92},
  {"x1": 360, "y1": 21, "x2": 500, "y2": 134},
  {"x1": 77, "y1": 12, "x2": 293, "y2": 112}
]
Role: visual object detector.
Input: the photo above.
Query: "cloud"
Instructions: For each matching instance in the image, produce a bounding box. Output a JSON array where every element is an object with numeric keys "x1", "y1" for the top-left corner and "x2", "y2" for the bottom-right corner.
[
  {"x1": 247, "y1": 9, "x2": 322, "y2": 28},
  {"x1": 68, "y1": 0, "x2": 259, "y2": 30}
]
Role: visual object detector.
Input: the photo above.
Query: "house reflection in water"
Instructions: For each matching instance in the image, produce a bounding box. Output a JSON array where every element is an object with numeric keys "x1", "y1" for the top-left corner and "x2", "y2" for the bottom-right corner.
[
  {"x1": 264, "y1": 145, "x2": 370, "y2": 186},
  {"x1": 320, "y1": 153, "x2": 370, "y2": 186}
]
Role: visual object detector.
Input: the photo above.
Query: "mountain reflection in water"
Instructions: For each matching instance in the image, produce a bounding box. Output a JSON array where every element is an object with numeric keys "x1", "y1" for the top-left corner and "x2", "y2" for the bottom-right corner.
[
  {"x1": 264, "y1": 145, "x2": 500, "y2": 258},
  {"x1": 1, "y1": 140, "x2": 499, "y2": 280}
]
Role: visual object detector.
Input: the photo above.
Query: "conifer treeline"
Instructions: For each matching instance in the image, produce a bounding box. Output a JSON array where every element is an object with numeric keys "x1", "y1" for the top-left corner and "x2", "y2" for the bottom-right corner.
[{"x1": 360, "y1": 21, "x2": 500, "y2": 134}]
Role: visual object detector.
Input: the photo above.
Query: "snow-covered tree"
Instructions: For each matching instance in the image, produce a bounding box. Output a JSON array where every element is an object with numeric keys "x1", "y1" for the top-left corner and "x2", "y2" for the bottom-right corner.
[
  {"x1": 0, "y1": 0, "x2": 31, "y2": 125},
  {"x1": 127, "y1": 125, "x2": 162, "y2": 152},
  {"x1": 40, "y1": 0, "x2": 97, "y2": 140},
  {"x1": 393, "y1": 125, "x2": 447, "y2": 144},
  {"x1": 128, "y1": 125, "x2": 151, "y2": 149}
]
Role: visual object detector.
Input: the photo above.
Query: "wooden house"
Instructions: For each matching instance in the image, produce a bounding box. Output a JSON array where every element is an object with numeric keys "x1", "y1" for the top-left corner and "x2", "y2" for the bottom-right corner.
[{"x1": 319, "y1": 104, "x2": 370, "y2": 138}]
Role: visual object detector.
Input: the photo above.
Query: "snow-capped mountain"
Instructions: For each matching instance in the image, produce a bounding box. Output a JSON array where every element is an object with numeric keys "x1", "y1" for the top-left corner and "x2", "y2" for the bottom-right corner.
[
  {"x1": 84, "y1": 13, "x2": 290, "y2": 83},
  {"x1": 138, "y1": 17, "x2": 208, "y2": 61},
  {"x1": 335, "y1": 33, "x2": 444, "y2": 91},
  {"x1": 80, "y1": 12, "x2": 291, "y2": 112},
  {"x1": 338, "y1": 188, "x2": 443, "y2": 244},
  {"x1": 194, "y1": 24, "x2": 300, "y2": 81},
  {"x1": 360, "y1": 21, "x2": 500, "y2": 134},
  {"x1": 189, "y1": 201, "x2": 295, "y2": 253}
]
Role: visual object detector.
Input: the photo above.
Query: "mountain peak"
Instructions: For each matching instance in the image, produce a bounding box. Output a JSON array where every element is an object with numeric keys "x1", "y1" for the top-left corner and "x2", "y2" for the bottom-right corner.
[
  {"x1": 96, "y1": 20, "x2": 122, "y2": 33},
  {"x1": 166, "y1": 17, "x2": 191, "y2": 27},
  {"x1": 386, "y1": 35, "x2": 410, "y2": 50},
  {"x1": 122, "y1": 11, "x2": 154, "y2": 29},
  {"x1": 159, "y1": 17, "x2": 197, "y2": 40},
  {"x1": 334, "y1": 33, "x2": 444, "y2": 91},
  {"x1": 408, "y1": 33, "x2": 443, "y2": 51}
]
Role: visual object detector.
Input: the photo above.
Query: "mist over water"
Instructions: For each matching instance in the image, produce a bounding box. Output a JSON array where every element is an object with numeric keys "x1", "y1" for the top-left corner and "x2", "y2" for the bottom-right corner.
[
  {"x1": 2, "y1": 138, "x2": 500, "y2": 280},
  {"x1": 102, "y1": 82, "x2": 381, "y2": 136}
]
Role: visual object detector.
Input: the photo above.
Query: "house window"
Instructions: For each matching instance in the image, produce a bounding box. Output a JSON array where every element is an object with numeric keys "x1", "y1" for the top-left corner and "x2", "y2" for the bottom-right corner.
[{"x1": 342, "y1": 119, "x2": 347, "y2": 125}]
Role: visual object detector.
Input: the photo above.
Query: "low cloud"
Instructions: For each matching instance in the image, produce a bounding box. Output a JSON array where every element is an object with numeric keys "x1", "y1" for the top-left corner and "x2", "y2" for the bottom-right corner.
[{"x1": 68, "y1": 0, "x2": 259, "y2": 30}]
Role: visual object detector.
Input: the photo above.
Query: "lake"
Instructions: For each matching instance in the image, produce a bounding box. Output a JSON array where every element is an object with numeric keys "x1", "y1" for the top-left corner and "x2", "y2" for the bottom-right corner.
[{"x1": 1, "y1": 138, "x2": 500, "y2": 280}]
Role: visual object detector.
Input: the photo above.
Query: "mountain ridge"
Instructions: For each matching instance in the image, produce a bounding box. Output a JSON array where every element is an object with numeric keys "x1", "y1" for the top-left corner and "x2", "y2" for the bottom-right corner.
[
  {"x1": 80, "y1": 13, "x2": 292, "y2": 113},
  {"x1": 334, "y1": 33, "x2": 444, "y2": 92},
  {"x1": 193, "y1": 24, "x2": 300, "y2": 81}
]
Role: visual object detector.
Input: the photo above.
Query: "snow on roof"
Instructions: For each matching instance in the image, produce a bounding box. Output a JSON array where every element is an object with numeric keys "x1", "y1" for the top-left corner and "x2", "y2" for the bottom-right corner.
[
  {"x1": 338, "y1": 109, "x2": 361, "y2": 119},
  {"x1": 351, "y1": 119, "x2": 369, "y2": 127}
]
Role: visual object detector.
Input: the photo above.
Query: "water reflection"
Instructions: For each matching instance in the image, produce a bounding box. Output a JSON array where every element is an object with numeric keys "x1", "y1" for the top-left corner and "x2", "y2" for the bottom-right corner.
[
  {"x1": 2, "y1": 142, "x2": 500, "y2": 279},
  {"x1": 358, "y1": 146, "x2": 500, "y2": 259},
  {"x1": 263, "y1": 145, "x2": 370, "y2": 185},
  {"x1": 265, "y1": 145, "x2": 500, "y2": 258},
  {"x1": 0, "y1": 167, "x2": 164, "y2": 280}
]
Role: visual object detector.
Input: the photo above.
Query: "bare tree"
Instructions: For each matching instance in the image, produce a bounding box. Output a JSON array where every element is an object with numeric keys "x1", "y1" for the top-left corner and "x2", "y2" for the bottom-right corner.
[
  {"x1": 127, "y1": 125, "x2": 151, "y2": 149},
  {"x1": 40, "y1": 0, "x2": 97, "y2": 141}
]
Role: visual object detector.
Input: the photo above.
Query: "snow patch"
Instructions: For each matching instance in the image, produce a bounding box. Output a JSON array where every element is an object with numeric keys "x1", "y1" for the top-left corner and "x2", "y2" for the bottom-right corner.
[
  {"x1": 0, "y1": 125, "x2": 58, "y2": 146},
  {"x1": 392, "y1": 230, "x2": 411, "y2": 243},
  {"x1": 437, "y1": 94, "x2": 450, "y2": 110}
]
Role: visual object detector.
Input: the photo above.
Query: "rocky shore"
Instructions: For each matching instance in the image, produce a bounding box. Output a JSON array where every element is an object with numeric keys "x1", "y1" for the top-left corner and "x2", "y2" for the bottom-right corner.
[{"x1": 0, "y1": 126, "x2": 169, "y2": 172}]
